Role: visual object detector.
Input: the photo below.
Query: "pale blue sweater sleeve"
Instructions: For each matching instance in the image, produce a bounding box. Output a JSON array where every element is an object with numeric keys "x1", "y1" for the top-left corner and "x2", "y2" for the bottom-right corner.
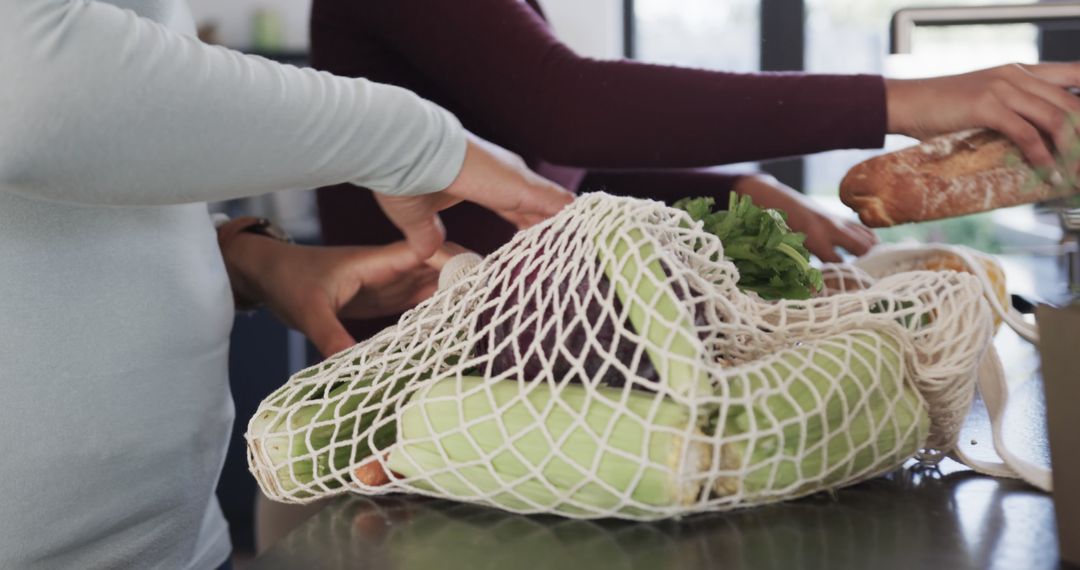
[{"x1": 0, "y1": 0, "x2": 467, "y2": 206}]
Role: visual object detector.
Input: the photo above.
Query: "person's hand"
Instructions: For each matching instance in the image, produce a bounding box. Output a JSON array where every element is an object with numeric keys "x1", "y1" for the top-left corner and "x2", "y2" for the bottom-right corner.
[
  {"x1": 222, "y1": 234, "x2": 444, "y2": 357},
  {"x1": 375, "y1": 134, "x2": 574, "y2": 258},
  {"x1": 886, "y1": 62, "x2": 1080, "y2": 170},
  {"x1": 734, "y1": 174, "x2": 877, "y2": 262}
]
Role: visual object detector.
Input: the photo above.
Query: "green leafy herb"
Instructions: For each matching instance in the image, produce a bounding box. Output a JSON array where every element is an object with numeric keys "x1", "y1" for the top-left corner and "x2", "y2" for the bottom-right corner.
[
  {"x1": 675, "y1": 193, "x2": 824, "y2": 300},
  {"x1": 1009, "y1": 110, "x2": 1080, "y2": 207}
]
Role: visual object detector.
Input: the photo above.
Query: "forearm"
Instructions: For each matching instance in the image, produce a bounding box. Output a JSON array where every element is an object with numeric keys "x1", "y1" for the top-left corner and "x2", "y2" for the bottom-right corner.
[
  {"x1": 509, "y1": 64, "x2": 888, "y2": 168},
  {"x1": 334, "y1": 0, "x2": 885, "y2": 170},
  {"x1": 0, "y1": 0, "x2": 465, "y2": 206},
  {"x1": 728, "y1": 173, "x2": 808, "y2": 211}
]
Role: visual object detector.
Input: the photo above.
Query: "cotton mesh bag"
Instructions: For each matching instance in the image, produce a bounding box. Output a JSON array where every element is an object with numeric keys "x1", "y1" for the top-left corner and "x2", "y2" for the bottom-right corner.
[
  {"x1": 847, "y1": 242, "x2": 1052, "y2": 490},
  {"x1": 247, "y1": 194, "x2": 997, "y2": 520}
]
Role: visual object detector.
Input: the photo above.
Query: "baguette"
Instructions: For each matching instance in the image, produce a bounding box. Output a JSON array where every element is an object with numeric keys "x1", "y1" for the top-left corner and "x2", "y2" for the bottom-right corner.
[{"x1": 840, "y1": 129, "x2": 1075, "y2": 227}]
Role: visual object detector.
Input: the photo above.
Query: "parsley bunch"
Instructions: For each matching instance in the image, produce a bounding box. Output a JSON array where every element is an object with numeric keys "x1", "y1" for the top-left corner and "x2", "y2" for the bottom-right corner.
[{"x1": 675, "y1": 193, "x2": 824, "y2": 300}]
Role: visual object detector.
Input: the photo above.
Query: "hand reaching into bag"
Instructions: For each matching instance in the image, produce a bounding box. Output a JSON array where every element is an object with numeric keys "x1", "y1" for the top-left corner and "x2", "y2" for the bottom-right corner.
[
  {"x1": 734, "y1": 174, "x2": 877, "y2": 263},
  {"x1": 375, "y1": 134, "x2": 575, "y2": 259},
  {"x1": 221, "y1": 232, "x2": 457, "y2": 357}
]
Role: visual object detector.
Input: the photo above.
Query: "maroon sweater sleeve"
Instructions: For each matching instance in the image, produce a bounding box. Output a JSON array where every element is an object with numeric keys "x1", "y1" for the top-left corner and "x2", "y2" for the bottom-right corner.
[
  {"x1": 322, "y1": 0, "x2": 887, "y2": 169},
  {"x1": 579, "y1": 168, "x2": 743, "y2": 202}
]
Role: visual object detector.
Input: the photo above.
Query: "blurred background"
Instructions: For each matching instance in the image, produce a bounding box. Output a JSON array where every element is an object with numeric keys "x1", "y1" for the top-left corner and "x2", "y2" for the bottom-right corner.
[
  {"x1": 186, "y1": 0, "x2": 1080, "y2": 562},
  {"x1": 192, "y1": 0, "x2": 1080, "y2": 254}
]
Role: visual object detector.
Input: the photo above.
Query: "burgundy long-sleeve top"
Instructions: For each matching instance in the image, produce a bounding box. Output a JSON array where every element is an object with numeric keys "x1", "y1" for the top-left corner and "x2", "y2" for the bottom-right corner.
[{"x1": 310, "y1": 0, "x2": 888, "y2": 338}]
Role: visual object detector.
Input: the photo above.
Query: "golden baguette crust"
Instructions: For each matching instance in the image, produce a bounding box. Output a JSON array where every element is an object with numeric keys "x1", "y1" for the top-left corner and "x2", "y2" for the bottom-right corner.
[{"x1": 840, "y1": 129, "x2": 1070, "y2": 227}]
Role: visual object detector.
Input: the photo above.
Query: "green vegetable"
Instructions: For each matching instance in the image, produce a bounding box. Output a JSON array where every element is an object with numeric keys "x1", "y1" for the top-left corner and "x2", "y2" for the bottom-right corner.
[
  {"x1": 249, "y1": 205, "x2": 719, "y2": 499},
  {"x1": 675, "y1": 193, "x2": 824, "y2": 300},
  {"x1": 386, "y1": 376, "x2": 709, "y2": 517},
  {"x1": 595, "y1": 220, "x2": 710, "y2": 397},
  {"x1": 247, "y1": 367, "x2": 410, "y2": 499},
  {"x1": 1009, "y1": 110, "x2": 1080, "y2": 202},
  {"x1": 387, "y1": 329, "x2": 928, "y2": 512},
  {"x1": 710, "y1": 329, "x2": 929, "y2": 497},
  {"x1": 869, "y1": 299, "x2": 932, "y2": 330},
  {"x1": 251, "y1": 201, "x2": 928, "y2": 512}
]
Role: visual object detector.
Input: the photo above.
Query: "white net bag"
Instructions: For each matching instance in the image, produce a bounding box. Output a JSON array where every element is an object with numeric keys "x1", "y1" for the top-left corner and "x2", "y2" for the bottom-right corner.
[
  {"x1": 846, "y1": 242, "x2": 1052, "y2": 490},
  {"x1": 247, "y1": 194, "x2": 995, "y2": 519}
]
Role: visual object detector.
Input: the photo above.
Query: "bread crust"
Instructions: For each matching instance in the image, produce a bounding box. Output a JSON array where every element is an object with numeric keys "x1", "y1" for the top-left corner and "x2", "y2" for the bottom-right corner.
[{"x1": 840, "y1": 129, "x2": 1073, "y2": 227}]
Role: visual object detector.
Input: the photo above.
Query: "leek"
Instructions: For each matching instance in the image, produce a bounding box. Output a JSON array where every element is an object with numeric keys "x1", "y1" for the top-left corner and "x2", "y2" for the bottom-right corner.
[
  {"x1": 247, "y1": 371, "x2": 406, "y2": 499},
  {"x1": 386, "y1": 376, "x2": 709, "y2": 516},
  {"x1": 596, "y1": 221, "x2": 711, "y2": 397},
  {"x1": 711, "y1": 329, "x2": 930, "y2": 497}
]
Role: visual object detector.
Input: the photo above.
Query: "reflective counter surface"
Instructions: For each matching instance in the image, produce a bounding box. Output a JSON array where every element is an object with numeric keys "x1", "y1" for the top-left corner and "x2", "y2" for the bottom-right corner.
[
  {"x1": 250, "y1": 255, "x2": 1071, "y2": 570},
  {"x1": 250, "y1": 466, "x2": 1060, "y2": 570}
]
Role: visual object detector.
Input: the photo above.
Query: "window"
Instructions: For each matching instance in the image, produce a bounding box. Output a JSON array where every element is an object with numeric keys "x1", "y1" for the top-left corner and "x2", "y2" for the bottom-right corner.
[
  {"x1": 630, "y1": 0, "x2": 1067, "y2": 254},
  {"x1": 633, "y1": 0, "x2": 760, "y2": 72},
  {"x1": 632, "y1": 0, "x2": 761, "y2": 175}
]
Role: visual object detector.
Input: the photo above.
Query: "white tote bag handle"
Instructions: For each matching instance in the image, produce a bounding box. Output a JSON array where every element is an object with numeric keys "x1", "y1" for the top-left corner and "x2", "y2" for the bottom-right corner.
[{"x1": 952, "y1": 345, "x2": 1053, "y2": 491}]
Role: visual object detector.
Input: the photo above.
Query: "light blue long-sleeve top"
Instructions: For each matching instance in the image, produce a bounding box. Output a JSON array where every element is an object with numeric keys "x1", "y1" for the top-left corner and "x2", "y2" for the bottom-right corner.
[{"x1": 0, "y1": 1, "x2": 467, "y2": 567}]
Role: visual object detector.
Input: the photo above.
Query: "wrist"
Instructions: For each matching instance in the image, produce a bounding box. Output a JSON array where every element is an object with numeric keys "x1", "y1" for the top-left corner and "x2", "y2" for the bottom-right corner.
[
  {"x1": 733, "y1": 173, "x2": 797, "y2": 202},
  {"x1": 884, "y1": 78, "x2": 919, "y2": 137},
  {"x1": 218, "y1": 218, "x2": 291, "y2": 310},
  {"x1": 732, "y1": 173, "x2": 776, "y2": 195}
]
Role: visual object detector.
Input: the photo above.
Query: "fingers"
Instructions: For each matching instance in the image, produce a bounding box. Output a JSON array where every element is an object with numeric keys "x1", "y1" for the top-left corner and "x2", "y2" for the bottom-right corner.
[
  {"x1": 482, "y1": 176, "x2": 573, "y2": 226},
  {"x1": 889, "y1": 62, "x2": 1080, "y2": 159},
  {"x1": 497, "y1": 209, "x2": 555, "y2": 231},
  {"x1": 1012, "y1": 68, "x2": 1080, "y2": 173},
  {"x1": 809, "y1": 221, "x2": 876, "y2": 262},
  {"x1": 402, "y1": 214, "x2": 446, "y2": 260},
  {"x1": 851, "y1": 223, "x2": 879, "y2": 247},
  {"x1": 352, "y1": 241, "x2": 426, "y2": 286},
  {"x1": 425, "y1": 242, "x2": 473, "y2": 271},
  {"x1": 298, "y1": 303, "x2": 356, "y2": 358},
  {"x1": 991, "y1": 81, "x2": 1064, "y2": 157},
  {"x1": 983, "y1": 64, "x2": 1080, "y2": 168},
  {"x1": 447, "y1": 139, "x2": 573, "y2": 224},
  {"x1": 835, "y1": 222, "x2": 875, "y2": 256},
  {"x1": 374, "y1": 193, "x2": 460, "y2": 258},
  {"x1": 812, "y1": 242, "x2": 843, "y2": 263},
  {"x1": 983, "y1": 98, "x2": 1056, "y2": 169},
  {"x1": 988, "y1": 73, "x2": 1080, "y2": 167},
  {"x1": 515, "y1": 178, "x2": 575, "y2": 219},
  {"x1": 339, "y1": 265, "x2": 440, "y2": 319},
  {"x1": 1015, "y1": 67, "x2": 1080, "y2": 126},
  {"x1": 1023, "y1": 62, "x2": 1080, "y2": 88}
]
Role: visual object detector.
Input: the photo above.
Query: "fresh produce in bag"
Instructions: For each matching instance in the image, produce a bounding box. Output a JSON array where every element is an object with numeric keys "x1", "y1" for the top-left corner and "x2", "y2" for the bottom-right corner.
[{"x1": 247, "y1": 194, "x2": 994, "y2": 519}]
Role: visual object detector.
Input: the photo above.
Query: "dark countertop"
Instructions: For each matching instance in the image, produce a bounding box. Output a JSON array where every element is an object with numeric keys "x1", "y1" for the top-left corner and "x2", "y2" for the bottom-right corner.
[
  {"x1": 249, "y1": 466, "x2": 1059, "y2": 570},
  {"x1": 249, "y1": 255, "x2": 1071, "y2": 570}
]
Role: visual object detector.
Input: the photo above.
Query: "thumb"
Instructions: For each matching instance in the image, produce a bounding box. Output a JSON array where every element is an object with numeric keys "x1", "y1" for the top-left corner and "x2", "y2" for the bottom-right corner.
[
  {"x1": 834, "y1": 224, "x2": 873, "y2": 257},
  {"x1": 519, "y1": 179, "x2": 574, "y2": 218},
  {"x1": 374, "y1": 193, "x2": 459, "y2": 259},
  {"x1": 398, "y1": 214, "x2": 446, "y2": 260},
  {"x1": 298, "y1": 304, "x2": 357, "y2": 358},
  {"x1": 352, "y1": 241, "x2": 426, "y2": 286},
  {"x1": 808, "y1": 233, "x2": 843, "y2": 263}
]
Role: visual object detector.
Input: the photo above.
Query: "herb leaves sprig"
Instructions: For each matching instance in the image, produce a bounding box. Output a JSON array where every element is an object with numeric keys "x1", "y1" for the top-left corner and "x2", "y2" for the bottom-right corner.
[{"x1": 675, "y1": 193, "x2": 824, "y2": 300}]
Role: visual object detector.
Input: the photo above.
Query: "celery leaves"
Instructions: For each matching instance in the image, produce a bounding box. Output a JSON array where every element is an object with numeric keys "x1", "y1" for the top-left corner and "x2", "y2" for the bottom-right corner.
[{"x1": 675, "y1": 193, "x2": 824, "y2": 300}]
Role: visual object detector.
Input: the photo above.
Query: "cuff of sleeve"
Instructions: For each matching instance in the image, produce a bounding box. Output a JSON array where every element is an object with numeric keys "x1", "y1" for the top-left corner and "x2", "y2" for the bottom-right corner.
[
  {"x1": 359, "y1": 103, "x2": 469, "y2": 197},
  {"x1": 210, "y1": 213, "x2": 231, "y2": 228},
  {"x1": 846, "y1": 74, "x2": 888, "y2": 150},
  {"x1": 415, "y1": 110, "x2": 468, "y2": 194}
]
